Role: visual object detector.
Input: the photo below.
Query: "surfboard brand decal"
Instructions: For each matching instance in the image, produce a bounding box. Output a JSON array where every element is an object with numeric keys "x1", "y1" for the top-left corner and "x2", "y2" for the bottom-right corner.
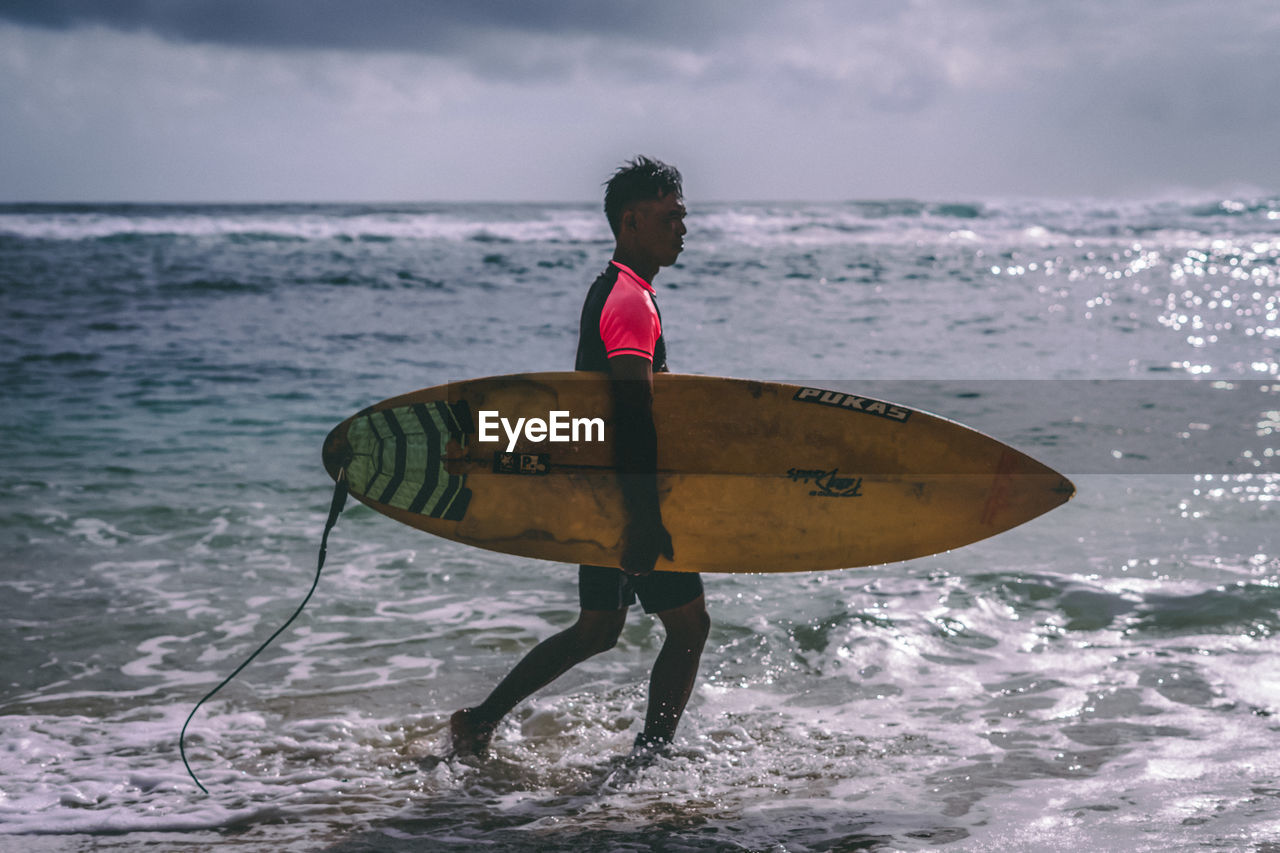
[
  {"x1": 345, "y1": 401, "x2": 472, "y2": 521},
  {"x1": 788, "y1": 467, "x2": 864, "y2": 498},
  {"x1": 493, "y1": 452, "x2": 550, "y2": 476},
  {"x1": 792, "y1": 388, "x2": 912, "y2": 422}
]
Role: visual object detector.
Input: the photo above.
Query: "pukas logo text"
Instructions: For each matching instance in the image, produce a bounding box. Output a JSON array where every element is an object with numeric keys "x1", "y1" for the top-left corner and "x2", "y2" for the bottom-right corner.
[
  {"x1": 793, "y1": 387, "x2": 912, "y2": 422},
  {"x1": 477, "y1": 410, "x2": 605, "y2": 452}
]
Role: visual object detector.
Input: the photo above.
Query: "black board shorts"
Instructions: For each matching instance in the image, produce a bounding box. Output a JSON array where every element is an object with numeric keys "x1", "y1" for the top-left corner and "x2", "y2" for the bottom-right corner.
[{"x1": 579, "y1": 564, "x2": 704, "y2": 614}]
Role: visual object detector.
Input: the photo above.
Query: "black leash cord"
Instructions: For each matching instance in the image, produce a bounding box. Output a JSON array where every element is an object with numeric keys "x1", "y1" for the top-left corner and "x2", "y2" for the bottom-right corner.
[{"x1": 180, "y1": 471, "x2": 348, "y2": 794}]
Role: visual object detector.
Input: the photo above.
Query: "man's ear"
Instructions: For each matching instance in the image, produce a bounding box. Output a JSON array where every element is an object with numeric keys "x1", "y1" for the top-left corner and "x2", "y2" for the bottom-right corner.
[{"x1": 619, "y1": 206, "x2": 636, "y2": 235}]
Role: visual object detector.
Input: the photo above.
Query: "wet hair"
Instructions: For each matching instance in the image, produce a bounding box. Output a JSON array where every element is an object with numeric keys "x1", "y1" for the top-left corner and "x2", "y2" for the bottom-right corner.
[{"x1": 603, "y1": 156, "x2": 683, "y2": 238}]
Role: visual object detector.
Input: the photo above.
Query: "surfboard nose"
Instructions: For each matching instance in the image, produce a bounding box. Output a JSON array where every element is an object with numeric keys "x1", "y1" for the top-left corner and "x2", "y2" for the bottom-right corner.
[
  {"x1": 322, "y1": 421, "x2": 353, "y2": 483},
  {"x1": 1056, "y1": 476, "x2": 1076, "y2": 501}
]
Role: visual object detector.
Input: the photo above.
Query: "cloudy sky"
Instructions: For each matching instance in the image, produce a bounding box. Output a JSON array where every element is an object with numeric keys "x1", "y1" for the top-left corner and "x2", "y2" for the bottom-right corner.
[{"x1": 1, "y1": 0, "x2": 1278, "y2": 202}]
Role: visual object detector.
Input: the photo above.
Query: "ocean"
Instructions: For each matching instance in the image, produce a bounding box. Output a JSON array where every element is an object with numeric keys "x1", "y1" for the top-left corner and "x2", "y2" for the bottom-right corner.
[{"x1": 0, "y1": 198, "x2": 1278, "y2": 851}]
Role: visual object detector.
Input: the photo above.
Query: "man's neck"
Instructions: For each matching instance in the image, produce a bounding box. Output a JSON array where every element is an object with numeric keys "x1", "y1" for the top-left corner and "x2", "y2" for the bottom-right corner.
[{"x1": 612, "y1": 250, "x2": 657, "y2": 284}]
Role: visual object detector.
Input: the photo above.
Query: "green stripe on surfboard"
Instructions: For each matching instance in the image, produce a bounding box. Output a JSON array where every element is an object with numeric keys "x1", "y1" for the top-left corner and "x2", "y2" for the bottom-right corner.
[{"x1": 345, "y1": 402, "x2": 470, "y2": 521}]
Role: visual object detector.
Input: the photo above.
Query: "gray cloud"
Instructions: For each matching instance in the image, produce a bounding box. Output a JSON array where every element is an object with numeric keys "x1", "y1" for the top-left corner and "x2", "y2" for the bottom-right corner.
[
  {"x1": 0, "y1": 0, "x2": 771, "y2": 53},
  {"x1": 1, "y1": 0, "x2": 1278, "y2": 201}
]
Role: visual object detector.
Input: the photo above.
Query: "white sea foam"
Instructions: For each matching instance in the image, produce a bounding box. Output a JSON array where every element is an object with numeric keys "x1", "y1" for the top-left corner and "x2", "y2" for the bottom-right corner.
[
  {"x1": 0, "y1": 208, "x2": 611, "y2": 244},
  {"x1": 3, "y1": 196, "x2": 1276, "y2": 249}
]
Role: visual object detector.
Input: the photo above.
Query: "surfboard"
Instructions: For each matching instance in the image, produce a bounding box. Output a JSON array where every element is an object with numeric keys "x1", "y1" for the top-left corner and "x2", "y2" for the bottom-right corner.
[{"x1": 321, "y1": 373, "x2": 1073, "y2": 573}]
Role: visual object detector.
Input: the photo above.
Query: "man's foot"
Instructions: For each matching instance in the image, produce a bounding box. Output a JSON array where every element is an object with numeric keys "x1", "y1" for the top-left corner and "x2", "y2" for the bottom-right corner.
[
  {"x1": 628, "y1": 731, "x2": 673, "y2": 763},
  {"x1": 449, "y1": 708, "x2": 496, "y2": 757}
]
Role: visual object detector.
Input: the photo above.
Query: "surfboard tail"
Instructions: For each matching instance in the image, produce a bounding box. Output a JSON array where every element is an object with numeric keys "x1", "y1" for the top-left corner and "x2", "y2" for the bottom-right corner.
[{"x1": 322, "y1": 421, "x2": 353, "y2": 483}]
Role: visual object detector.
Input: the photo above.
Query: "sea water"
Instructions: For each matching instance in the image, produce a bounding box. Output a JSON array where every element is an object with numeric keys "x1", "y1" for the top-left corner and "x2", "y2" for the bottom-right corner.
[{"x1": 0, "y1": 198, "x2": 1278, "y2": 851}]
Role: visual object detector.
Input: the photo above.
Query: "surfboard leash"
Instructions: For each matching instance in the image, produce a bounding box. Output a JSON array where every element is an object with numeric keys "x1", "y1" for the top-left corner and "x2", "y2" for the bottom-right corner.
[{"x1": 180, "y1": 469, "x2": 348, "y2": 794}]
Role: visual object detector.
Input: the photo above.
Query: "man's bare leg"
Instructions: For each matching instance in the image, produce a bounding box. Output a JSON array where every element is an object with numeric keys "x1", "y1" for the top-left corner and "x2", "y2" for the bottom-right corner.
[
  {"x1": 451, "y1": 608, "x2": 627, "y2": 755},
  {"x1": 638, "y1": 595, "x2": 710, "y2": 748}
]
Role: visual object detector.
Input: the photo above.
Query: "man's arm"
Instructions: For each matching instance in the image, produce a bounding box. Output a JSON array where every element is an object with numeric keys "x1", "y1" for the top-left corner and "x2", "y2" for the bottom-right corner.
[{"x1": 608, "y1": 354, "x2": 674, "y2": 575}]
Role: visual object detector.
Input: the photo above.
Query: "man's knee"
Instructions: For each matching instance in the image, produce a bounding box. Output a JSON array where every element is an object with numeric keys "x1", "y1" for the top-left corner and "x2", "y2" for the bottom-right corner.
[
  {"x1": 574, "y1": 611, "x2": 626, "y2": 657},
  {"x1": 688, "y1": 606, "x2": 711, "y2": 647},
  {"x1": 661, "y1": 597, "x2": 710, "y2": 648}
]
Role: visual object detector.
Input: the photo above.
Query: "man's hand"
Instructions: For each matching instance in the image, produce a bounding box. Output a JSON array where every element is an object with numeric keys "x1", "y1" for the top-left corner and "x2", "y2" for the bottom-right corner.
[{"x1": 620, "y1": 515, "x2": 675, "y2": 576}]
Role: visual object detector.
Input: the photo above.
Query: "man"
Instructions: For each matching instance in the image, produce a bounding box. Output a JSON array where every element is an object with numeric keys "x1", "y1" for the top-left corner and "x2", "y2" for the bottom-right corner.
[{"x1": 451, "y1": 156, "x2": 710, "y2": 757}]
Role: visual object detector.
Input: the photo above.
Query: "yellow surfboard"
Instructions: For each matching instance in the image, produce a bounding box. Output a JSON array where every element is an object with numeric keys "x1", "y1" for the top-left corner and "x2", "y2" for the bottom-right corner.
[{"x1": 322, "y1": 373, "x2": 1073, "y2": 573}]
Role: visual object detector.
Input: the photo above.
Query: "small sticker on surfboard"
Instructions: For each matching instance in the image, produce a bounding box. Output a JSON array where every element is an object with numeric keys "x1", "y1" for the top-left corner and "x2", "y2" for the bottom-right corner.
[{"x1": 493, "y1": 452, "x2": 551, "y2": 476}]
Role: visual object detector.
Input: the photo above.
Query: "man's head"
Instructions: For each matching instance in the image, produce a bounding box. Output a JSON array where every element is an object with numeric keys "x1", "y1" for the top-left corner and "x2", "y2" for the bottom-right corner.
[
  {"x1": 604, "y1": 156, "x2": 686, "y2": 273},
  {"x1": 604, "y1": 156, "x2": 683, "y2": 238}
]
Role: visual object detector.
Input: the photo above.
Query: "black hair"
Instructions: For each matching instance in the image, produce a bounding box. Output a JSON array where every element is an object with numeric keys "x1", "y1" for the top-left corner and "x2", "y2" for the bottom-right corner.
[{"x1": 603, "y1": 155, "x2": 683, "y2": 238}]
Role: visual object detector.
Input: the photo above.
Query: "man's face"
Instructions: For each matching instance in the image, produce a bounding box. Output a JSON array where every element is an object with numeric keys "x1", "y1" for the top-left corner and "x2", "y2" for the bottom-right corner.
[{"x1": 628, "y1": 192, "x2": 687, "y2": 268}]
